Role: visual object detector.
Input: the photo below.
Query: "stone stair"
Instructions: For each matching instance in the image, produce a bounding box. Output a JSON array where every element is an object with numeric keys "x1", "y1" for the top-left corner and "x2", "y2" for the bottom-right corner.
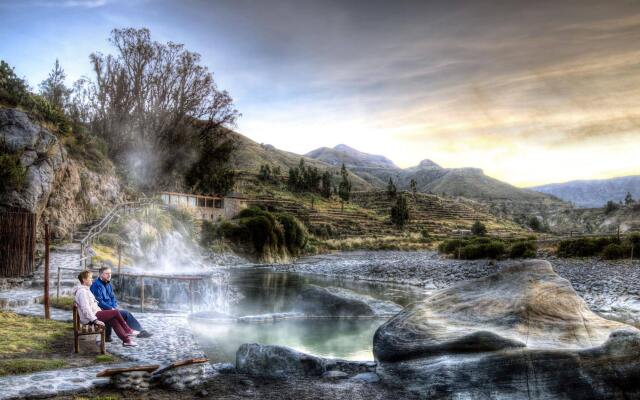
[{"x1": 72, "y1": 219, "x2": 101, "y2": 243}]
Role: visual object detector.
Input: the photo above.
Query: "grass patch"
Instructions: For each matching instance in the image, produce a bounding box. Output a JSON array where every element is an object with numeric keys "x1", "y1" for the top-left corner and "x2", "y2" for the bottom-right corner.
[
  {"x1": 0, "y1": 358, "x2": 65, "y2": 376},
  {"x1": 0, "y1": 311, "x2": 71, "y2": 356},
  {"x1": 91, "y1": 244, "x2": 132, "y2": 268},
  {"x1": 39, "y1": 295, "x2": 75, "y2": 311},
  {"x1": 95, "y1": 354, "x2": 115, "y2": 363}
]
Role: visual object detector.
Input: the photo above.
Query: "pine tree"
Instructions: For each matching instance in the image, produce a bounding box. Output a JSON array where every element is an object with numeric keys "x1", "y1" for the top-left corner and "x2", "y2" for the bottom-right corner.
[
  {"x1": 321, "y1": 171, "x2": 332, "y2": 198},
  {"x1": 338, "y1": 163, "x2": 351, "y2": 202},
  {"x1": 387, "y1": 178, "x2": 397, "y2": 198},
  {"x1": 390, "y1": 195, "x2": 410, "y2": 229},
  {"x1": 625, "y1": 192, "x2": 635, "y2": 205},
  {"x1": 410, "y1": 179, "x2": 417, "y2": 198},
  {"x1": 39, "y1": 59, "x2": 71, "y2": 110}
]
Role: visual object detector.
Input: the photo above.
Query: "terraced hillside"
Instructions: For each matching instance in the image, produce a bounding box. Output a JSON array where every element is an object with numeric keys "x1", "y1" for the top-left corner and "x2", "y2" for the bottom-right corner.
[
  {"x1": 350, "y1": 191, "x2": 524, "y2": 236},
  {"x1": 240, "y1": 171, "x2": 524, "y2": 238}
]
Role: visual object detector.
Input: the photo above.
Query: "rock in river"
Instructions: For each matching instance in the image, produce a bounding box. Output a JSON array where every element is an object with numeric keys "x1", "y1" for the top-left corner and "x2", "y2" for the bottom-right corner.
[
  {"x1": 296, "y1": 284, "x2": 402, "y2": 316},
  {"x1": 236, "y1": 343, "x2": 376, "y2": 379},
  {"x1": 373, "y1": 259, "x2": 640, "y2": 399}
]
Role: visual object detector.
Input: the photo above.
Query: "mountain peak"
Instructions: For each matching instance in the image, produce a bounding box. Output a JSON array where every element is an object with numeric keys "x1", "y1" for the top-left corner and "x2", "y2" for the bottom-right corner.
[
  {"x1": 334, "y1": 144, "x2": 357, "y2": 152},
  {"x1": 305, "y1": 144, "x2": 399, "y2": 169},
  {"x1": 418, "y1": 159, "x2": 442, "y2": 169}
]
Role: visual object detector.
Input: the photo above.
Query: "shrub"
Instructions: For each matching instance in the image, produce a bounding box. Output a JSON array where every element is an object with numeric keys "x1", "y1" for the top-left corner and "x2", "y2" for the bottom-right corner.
[
  {"x1": 309, "y1": 223, "x2": 335, "y2": 239},
  {"x1": 556, "y1": 236, "x2": 622, "y2": 258},
  {"x1": 509, "y1": 241, "x2": 537, "y2": 258},
  {"x1": 276, "y1": 213, "x2": 308, "y2": 256},
  {"x1": 557, "y1": 238, "x2": 599, "y2": 257},
  {"x1": 602, "y1": 244, "x2": 627, "y2": 260},
  {"x1": 200, "y1": 220, "x2": 218, "y2": 248},
  {"x1": 95, "y1": 233, "x2": 120, "y2": 247},
  {"x1": 438, "y1": 239, "x2": 466, "y2": 254},
  {"x1": 0, "y1": 152, "x2": 27, "y2": 193}
]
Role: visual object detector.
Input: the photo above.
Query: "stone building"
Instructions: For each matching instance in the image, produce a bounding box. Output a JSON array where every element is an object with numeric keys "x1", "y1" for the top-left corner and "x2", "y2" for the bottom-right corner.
[{"x1": 158, "y1": 192, "x2": 247, "y2": 221}]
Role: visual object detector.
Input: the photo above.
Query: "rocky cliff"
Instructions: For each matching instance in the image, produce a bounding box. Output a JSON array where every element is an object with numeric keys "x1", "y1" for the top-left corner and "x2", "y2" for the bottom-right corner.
[{"x1": 0, "y1": 108, "x2": 124, "y2": 239}]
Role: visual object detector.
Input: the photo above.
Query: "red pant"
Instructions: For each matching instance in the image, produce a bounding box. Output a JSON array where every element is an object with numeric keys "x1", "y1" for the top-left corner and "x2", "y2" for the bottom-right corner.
[{"x1": 96, "y1": 310, "x2": 134, "y2": 343}]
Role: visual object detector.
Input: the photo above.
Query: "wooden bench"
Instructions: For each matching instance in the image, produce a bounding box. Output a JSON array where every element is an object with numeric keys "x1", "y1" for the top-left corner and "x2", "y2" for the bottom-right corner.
[{"x1": 73, "y1": 303, "x2": 106, "y2": 354}]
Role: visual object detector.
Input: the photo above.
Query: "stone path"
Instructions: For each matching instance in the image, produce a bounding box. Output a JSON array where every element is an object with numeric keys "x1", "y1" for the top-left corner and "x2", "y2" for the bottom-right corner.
[
  {"x1": 0, "y1": 309, "x2": 213, "y2": 400},
  {"x1": 1, "y1": 242, "x2": 214, "y2": 399},
  {"x1": 0, "y1": 243, "x2": 82, "y2": 311}
]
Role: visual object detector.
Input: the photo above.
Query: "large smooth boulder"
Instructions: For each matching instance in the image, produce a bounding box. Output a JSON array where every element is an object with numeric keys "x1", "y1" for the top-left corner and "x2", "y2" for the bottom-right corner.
[
  {"x1": 297, "y1": 284, "x2": 402, "y2": 316},
  {"x1": 374, "y1": 260, "x2": 640, "y2": 398}
]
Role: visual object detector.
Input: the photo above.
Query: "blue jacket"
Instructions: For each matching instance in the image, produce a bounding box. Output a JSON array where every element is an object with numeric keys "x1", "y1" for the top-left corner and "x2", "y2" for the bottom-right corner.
[{"x1": 90, "y1": 278, "x2": 118, "y2": 310}]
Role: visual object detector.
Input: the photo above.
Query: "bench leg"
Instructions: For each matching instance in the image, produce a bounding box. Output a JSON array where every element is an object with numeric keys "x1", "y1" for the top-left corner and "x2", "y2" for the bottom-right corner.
[
  {"x1": 74, "y1": 332, "x2": 79, "y2": 353},
  {"x1": 100, "y1": 331, "x2": 106, "y2": 355}
]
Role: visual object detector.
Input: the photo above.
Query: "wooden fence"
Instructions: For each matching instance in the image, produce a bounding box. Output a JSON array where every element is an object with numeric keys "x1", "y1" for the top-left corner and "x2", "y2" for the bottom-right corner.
[{"x1": 0, "y1": 210, "x2": 36, "y2": 277}]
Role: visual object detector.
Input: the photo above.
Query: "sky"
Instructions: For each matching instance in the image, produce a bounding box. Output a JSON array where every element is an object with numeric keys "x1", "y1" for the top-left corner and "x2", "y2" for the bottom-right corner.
[{"x1": 1, "y1": 0, "x2": 639, "y2": 187}]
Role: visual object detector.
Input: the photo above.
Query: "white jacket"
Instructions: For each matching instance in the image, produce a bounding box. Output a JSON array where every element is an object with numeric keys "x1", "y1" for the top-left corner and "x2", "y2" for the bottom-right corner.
[{"x1": 73, "y1": 284, "x2": 102, "y2": 325}]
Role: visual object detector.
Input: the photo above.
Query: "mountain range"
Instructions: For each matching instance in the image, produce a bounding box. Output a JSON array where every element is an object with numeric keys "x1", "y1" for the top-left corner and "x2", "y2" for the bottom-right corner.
[
  {"x1": 304, "y1": 144, "x2": 552, "y2": 202},
  {"x1": 530, "y1": 176, "x2": 640, "y2": 208},
  {"x1": 230, "y1": 134, "x2": 637, "y2": 208}
]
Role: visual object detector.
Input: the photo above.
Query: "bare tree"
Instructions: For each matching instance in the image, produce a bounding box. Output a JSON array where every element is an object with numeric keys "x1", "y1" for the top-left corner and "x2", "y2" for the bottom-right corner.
[{"x1": 77, "y1": 28, "x2": 239, "y2": 187}]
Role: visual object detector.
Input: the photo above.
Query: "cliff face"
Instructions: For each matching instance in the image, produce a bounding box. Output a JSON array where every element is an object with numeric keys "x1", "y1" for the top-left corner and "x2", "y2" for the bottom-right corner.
[{"x1": 0, "y1": 108, "x2": 125, "y2": 239}]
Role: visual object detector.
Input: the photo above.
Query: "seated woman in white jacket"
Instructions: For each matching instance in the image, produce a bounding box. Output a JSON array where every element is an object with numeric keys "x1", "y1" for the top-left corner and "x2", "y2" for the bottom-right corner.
[{"x1": 74, "y1": 270, "x2": 139, "y2": 347}]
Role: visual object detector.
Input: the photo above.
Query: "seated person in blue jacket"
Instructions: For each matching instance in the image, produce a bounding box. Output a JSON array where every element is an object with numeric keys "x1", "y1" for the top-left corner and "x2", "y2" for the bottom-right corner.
[{"x1": 90, "y1": 266, "x2": 153, "y2": 341}]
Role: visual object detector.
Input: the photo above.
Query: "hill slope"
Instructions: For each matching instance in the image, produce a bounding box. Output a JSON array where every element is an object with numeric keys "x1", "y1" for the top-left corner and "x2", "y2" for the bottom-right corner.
[
  {"x1": 228, "y1": 133, "x2": 375, "y2": 191},
  {"x1": 530, "y1": 176, "x2": 640, "y2": 208}
]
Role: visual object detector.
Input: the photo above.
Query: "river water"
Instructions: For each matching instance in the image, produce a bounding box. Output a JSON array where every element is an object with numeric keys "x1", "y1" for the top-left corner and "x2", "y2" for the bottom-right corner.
[{"x1": 188, "y1": 265, "x2": 429, "y2": 363}]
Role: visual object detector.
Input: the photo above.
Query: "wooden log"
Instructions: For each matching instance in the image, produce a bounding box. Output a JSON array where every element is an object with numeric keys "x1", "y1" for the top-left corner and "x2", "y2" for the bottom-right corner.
[
  {"x1": 96, "y1": 364, "x2": 160, "y2": 377},
  {"x1": 153, "y1": 358, "x2": 209, "y2": 376}
]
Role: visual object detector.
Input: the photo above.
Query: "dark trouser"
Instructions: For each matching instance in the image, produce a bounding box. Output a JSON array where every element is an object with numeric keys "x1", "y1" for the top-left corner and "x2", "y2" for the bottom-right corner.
[
  {"x1": 96, "y1": 310, "x2": 133, "y2": 344},
  {"x1": 104, "y1": 309, "x2": 143, "y2": 340}
]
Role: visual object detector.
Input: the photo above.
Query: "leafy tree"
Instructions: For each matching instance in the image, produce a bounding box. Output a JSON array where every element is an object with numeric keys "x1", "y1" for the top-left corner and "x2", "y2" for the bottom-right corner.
[
  {"x1": 39, "y1": 59, "x2": 71, "y2": 110},
  {"x1": 471, "y1": 220, "x2": 487, "y2": 236},
  {"x1": 185, "y1": 134, "x2": 236, "y2": 195},
  {"x1": 604, "y1": 200, "x2": 620, "y2": 214},
  {"x1": 338, "y1": 163, "x2": 351, "y2": 202},
  {"x1": 387, "y1": 178, "x2": 397, "y2": 198},
  {"x1": 258, "y1": 164, "x2": 272, "y2": 181},
  {"x1": 528, "y1": 216, "x2": 542, "y2": 232},
  {"x1": 390, "y1": 194, "x2": 410, "y2": 229},
  {"x1": 625, "y1": 192, "x2": 635, "y2": 206}
]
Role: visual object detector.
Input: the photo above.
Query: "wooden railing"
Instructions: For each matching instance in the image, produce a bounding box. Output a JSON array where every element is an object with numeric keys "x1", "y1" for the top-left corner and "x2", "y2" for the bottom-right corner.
[
  {"x1": 79, "y1": 199, "x2": 166, "y2": 269},
  {"x1": 114, "y1": 272, "x2": 207, "y2": 313}
]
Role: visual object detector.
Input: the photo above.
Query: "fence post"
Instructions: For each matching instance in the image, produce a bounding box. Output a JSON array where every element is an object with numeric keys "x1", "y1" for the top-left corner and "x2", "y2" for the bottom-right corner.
[
  {"x1": 117, "y1": 244, "x2": 122, "y2": 276},
  {"x1": 44, "y1": 223, "x2": 50, "y2": 320},
  {"x1": 56, "y1": 265, "x2": 61, "y2": 302},
  {"x1": 189, "y1": 280, "x2": 194, "y2": 314},
  {"x1": 140, "y1": 276, "x2": 145, "y2": 313}
]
